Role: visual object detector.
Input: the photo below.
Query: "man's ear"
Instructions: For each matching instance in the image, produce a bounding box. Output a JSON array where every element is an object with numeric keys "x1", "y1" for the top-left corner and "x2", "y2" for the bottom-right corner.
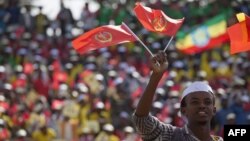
[
  {"x1": 180, "y1": 107, "x2": 186, "y2": 116},
  {"x1": 213, "y1": 106, "x2": 216, "y2": 116}
]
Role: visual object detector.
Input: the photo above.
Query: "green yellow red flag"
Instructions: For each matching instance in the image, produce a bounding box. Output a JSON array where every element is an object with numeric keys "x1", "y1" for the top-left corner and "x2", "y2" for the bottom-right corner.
[{"x1": 176, "y1": 14, "x2": 229, "y2": 54}]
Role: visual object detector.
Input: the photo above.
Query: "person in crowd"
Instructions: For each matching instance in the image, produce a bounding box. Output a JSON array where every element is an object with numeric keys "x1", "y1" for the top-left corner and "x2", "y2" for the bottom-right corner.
[
  {"x1": 0, "y1": 118, "x2": 11, "y2": 141},
  {"x1": 0, "y1": 0, "x2": 249, "y2": 140},
  {"x1": 34, "y1": 6, "x2": 49, "y2": 34},
  {"x1": 31, "y1": 124, "x2": 56, "y2": 141},
  {"x1": 95, "y1": 123, "x2": 119, "y2": 141},
  {"x1": 132, "y1": 51, "x2": 223, "y2": 141}
]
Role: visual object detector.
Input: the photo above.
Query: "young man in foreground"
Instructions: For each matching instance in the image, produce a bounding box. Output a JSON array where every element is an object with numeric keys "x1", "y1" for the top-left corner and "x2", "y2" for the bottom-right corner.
[{"x1": 132, "y1": 51, "x2": 223, "y2": 141}]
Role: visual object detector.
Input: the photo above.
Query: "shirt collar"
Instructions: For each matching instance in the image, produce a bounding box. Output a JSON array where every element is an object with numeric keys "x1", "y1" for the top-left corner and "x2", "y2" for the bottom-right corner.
[
  {"x1": 184, "y1": 125, "x2": 200, "y2": 141},
  {"x1": 184, "y1": 125, "x2": 221, "y2": 141}
]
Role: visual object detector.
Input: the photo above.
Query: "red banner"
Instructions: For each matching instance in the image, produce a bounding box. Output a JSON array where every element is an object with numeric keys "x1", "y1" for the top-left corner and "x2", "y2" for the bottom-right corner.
[
  {"x1": 72, "y1": 25, "x2": 136, "y2": 54},
  {"x1": 134, "y1": 3, "x2": 184, "y2": 36},
  {"x1": 227, "y1": 13, "x2": 250, "y2": 54}
]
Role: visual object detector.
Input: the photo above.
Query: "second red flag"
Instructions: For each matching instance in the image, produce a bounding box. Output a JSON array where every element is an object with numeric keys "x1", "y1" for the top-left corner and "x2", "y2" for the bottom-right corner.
[{"x1": 134, "y1": 3, "x2": 184, "y2": 36}]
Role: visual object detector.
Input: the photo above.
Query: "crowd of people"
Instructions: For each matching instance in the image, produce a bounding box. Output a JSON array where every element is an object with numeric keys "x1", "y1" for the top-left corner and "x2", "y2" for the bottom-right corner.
[{"x1": 0, "y1": 0, "x2": 250, "y2": 140}]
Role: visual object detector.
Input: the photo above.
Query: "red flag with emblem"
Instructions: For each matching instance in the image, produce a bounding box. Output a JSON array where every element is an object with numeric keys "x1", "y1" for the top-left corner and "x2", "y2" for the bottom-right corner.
[
  {"x1": 134, "y1": 3, "x2": 184, "y2": 36},
  {"x1": 72, "y1": 25, "x2": 136, "y2": 54}
]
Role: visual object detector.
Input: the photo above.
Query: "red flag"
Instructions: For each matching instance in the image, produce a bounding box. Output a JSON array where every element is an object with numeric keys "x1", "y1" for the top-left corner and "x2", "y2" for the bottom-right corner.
[
  {"x1": 134, "y1": 3, "x2": 184, "y2": 36},
  {"x1": 72, "y1": 24, "x2": 136, "y2": 54},
  {"x1": 52, "y1": 71, "x2": 68, "y2": 90},
  {"x1": 52, "y1": 100, "x2": 64, "y2": 110},
  {"x1": 227, "y1": 13, "x2": 250, "y2": 54},
  {"x1": 24, "y1": 62, "x2": 34, "y2": 74}
]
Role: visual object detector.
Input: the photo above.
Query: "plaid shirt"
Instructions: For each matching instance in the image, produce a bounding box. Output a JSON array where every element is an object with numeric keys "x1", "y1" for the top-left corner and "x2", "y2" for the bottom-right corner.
[{"x1": 132, "y1": 114, "x2": 223, "y2": 141}]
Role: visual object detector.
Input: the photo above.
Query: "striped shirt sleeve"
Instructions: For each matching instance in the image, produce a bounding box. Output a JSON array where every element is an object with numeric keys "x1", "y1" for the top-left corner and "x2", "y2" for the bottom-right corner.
[{"x1": 132, "y1": 113, "x2": 175, "y2": 140}]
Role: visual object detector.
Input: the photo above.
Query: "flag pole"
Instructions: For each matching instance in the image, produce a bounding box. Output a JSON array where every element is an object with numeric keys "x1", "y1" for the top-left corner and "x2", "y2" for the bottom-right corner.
[
  {"x1": 122, "y1": 22, "x2": 154, "y2": 57},
  {"x1": 163, "y1": 36, "x2": 174, "y2": 52}
]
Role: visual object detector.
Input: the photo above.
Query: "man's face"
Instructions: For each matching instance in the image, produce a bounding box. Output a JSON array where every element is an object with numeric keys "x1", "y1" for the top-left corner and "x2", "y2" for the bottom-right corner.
[
  {"x1": 40, "y1": 126, "x2": 48, "y2": 134},
  {"x1": 181, "y1": 91, "x2": 216, "y2": 124}
]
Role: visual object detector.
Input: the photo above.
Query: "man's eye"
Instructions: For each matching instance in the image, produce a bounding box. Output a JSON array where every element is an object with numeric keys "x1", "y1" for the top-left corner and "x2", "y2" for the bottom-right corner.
[
  {"x1": 191, "y1": 101, "x2": 199, "y2": 105},
  {"x1": 205, "y1": 100, "x2": 212, "y2": 105}
]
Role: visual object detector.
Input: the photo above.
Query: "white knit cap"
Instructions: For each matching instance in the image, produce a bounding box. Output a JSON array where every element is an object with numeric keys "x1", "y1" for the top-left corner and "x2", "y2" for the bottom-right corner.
[{"x1": 181, "y1": 81, "x2": 213, "y2": 101}]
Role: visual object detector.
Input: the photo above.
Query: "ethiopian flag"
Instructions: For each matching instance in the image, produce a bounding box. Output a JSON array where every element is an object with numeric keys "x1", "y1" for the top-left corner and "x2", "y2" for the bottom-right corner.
[{"x1": 176, "y1": 14, "x2": 229, "y2": 54}]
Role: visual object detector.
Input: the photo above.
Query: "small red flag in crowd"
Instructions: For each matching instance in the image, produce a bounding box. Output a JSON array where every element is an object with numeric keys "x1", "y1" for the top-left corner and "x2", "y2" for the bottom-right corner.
[
  {"x1": 72, "y1": 24, "x2": 136, "y2": 54},
  {"x1": 227, "y1": 13, "x2": 250, "y2": 54},
  {"x1": 134, "y1": 3, "x2": 184, "y2": 36}
]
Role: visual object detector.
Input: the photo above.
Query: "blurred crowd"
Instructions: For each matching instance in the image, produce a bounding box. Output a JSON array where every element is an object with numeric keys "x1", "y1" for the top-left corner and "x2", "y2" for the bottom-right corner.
[{"x1": 0, "y1": 0, "x2": 250, "y2": 140}]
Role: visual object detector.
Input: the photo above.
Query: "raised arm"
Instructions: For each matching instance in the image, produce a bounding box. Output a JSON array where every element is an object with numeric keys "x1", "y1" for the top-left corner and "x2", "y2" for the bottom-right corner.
[{"x1": 135, "y1": 51, "x2": 168, "y2": 117}]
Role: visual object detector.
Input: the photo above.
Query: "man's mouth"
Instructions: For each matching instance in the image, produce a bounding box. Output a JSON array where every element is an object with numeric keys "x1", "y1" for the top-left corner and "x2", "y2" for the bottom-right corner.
[{"x1": 198, "y1": 111, "x2": 207, "y2": 116}]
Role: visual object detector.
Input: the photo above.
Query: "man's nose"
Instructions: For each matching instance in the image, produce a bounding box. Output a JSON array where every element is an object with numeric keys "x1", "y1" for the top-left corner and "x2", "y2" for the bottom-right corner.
[{"x1": 198, "y1": 102, "x2": 206, "y2": 109}]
